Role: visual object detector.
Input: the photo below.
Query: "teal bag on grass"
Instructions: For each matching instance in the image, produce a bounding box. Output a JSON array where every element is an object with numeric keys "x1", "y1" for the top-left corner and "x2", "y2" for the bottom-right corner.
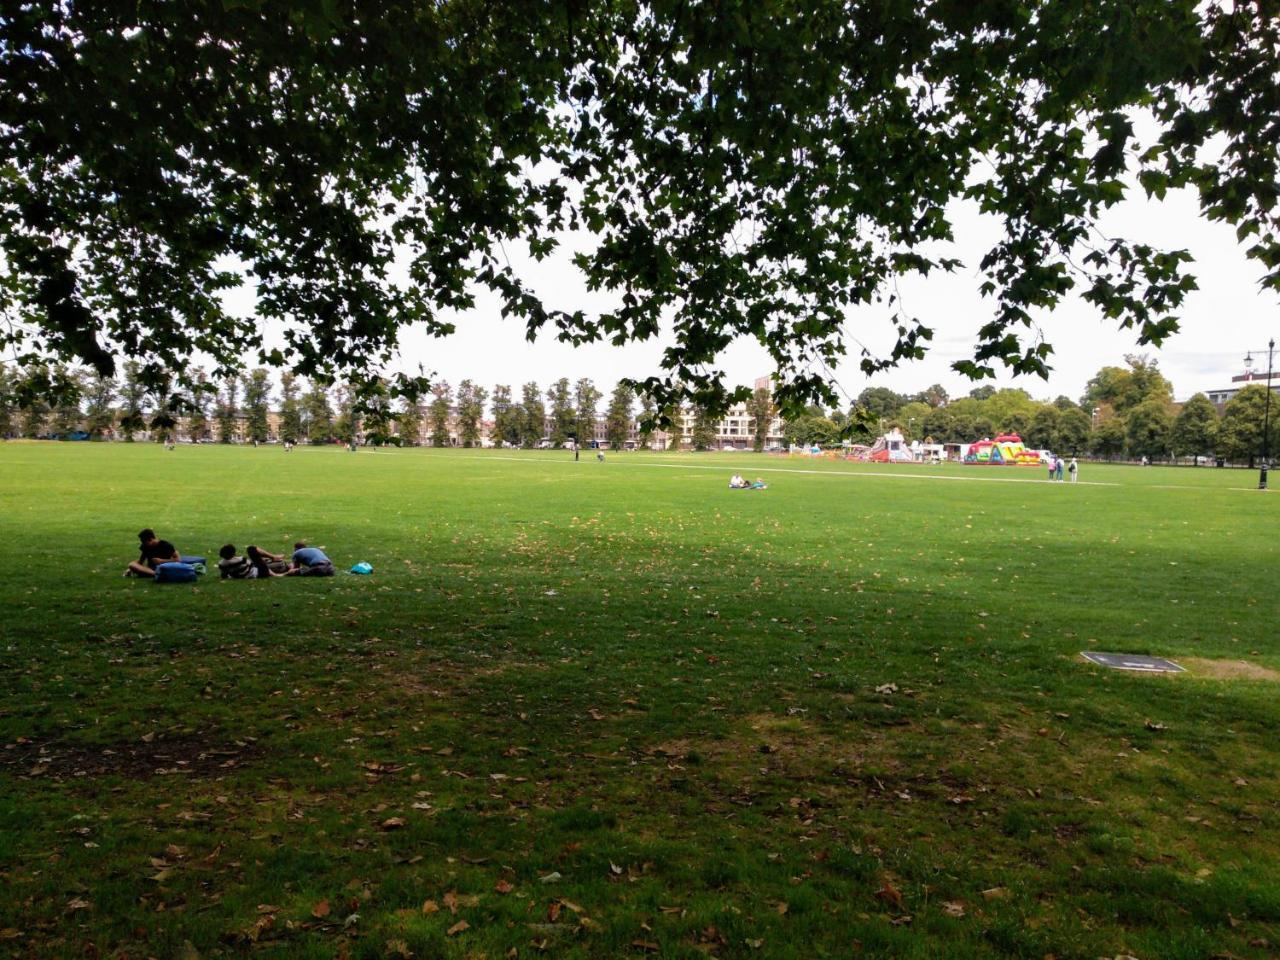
[{"x1": 350, "y1": 562, "x2": 373, "y2": 575}]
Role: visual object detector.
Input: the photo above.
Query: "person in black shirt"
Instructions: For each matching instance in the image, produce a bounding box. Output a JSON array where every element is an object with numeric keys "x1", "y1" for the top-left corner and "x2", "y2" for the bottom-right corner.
[{"x1": 125, "y1": 528, "x2": 180, "y2": 577}]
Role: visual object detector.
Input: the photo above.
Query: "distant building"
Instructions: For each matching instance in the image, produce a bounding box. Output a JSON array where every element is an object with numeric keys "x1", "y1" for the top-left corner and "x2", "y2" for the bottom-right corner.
[
  {"x1": 1201, "y1": 360, "x2": 1279, "y2": 412},
  {"x1": 659, "y1": 400, "x2": 785, "y2": 451}
]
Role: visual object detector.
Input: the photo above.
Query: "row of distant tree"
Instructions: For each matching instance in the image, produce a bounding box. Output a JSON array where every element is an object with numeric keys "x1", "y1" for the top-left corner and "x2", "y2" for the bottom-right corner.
[
  {"x1": 2, "y1": 356, "x2": 1273, "y2": 461},
  {"x1": 0, "y1": 364, "x2": 780, "y2": 451},
  {"x1": 781, "y1": 356, "x2": 1275, "y2": 461}
]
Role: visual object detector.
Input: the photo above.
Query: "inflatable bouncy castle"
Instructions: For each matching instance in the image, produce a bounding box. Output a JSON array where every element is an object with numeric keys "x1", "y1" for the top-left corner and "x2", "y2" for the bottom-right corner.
[{"x1": 962, "y1": 434, "x2": 1045, "y2": 466}]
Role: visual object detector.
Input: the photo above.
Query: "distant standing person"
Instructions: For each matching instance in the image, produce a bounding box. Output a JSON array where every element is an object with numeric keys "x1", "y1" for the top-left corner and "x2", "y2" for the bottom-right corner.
[
  {"x1": 1047, "y1": 458, "x2": 1056, "y2": 482},
  {"x1": 1055, "y1": 457, "x2": 1065, "y2": 481},
  {"x1": 287, "y1": 541, "x2": 336, "y2": 577},
  {"x1": 1068, "y1": 457, "x2": 1079, "y2": 483},
  {"x1": 124, "y1": 528, "x2": 180, "y2": 577}
]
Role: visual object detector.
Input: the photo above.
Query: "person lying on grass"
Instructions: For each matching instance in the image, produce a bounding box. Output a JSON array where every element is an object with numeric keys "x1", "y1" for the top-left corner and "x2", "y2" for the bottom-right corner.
[
  {"x1": 286, "y1": 541, "x2": 335, "y2": 577},
  {"x1": 218, "y1": 544, "x2": 289, "y2": 579},
  {"x1": 751, "y1": 478, "x2": 768, "y2": 489},
  {"x1": 124, "y1": 528, "x2": 179, "y2": 577}
]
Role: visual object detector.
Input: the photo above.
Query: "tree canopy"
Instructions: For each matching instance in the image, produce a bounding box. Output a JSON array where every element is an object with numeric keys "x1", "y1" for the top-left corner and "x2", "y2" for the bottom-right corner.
[
  {"x1": 1170, "y1": 392, "x2": 1218, "y2": 457},
  {"x1": 1080, "y1": 355, "x2": 1174, "y2": 413},
  {"x1": 1217, "y1": 385, "x2": 1278, "y2": 463},
  {"x1": 3, "y1": 2, "x2": 1277, "y2": 416}
]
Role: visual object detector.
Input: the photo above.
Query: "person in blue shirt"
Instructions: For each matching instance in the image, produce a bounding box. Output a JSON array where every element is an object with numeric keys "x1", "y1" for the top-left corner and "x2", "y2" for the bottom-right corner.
[{"x1": 287, "y1": 541, "x2": 335, "y2": 577}]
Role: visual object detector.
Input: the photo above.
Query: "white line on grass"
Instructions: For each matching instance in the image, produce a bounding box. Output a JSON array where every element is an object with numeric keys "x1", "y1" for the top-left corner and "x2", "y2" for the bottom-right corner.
[{"x1": 463, "y1": 455, "x2": 1123, "y2": 487}]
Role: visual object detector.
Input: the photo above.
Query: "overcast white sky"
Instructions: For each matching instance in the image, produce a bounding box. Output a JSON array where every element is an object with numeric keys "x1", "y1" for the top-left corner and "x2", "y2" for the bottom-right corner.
[
  {"x1": 388, "y1": 182, "x2": 1278, "y2": 406},
  {"x1": 234, "y1": 182, "x2": 1278, "y2": 408}
]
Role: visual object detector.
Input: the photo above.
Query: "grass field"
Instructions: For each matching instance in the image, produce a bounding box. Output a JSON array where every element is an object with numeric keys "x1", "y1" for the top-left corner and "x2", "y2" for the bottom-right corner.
[{"x1": 1, "y1": 442, "x2": 1278, "y2": 959}]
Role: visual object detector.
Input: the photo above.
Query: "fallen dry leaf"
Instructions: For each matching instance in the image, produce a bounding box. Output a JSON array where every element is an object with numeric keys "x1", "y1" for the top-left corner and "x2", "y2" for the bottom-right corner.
[
  {"x1": 495, "y1": 879, "x2": 514, "y2": 894},
  {"x1": 421, "y1": 900, "x2": 439, "y2": 915},
  {"x1": 941, "y1": 901, "x2": 966, "y2": 918},
  {"x1": 631, "y1": 941, "x2": 660, "y2": 952},
  {"x1": 312, "y1": 899, "x2": 330, "y2": 919},
  {"x1": 874, "y1": 883, "x2": 903, "y2": 910},
  {"x1": 380, "y1": 817, "x2": 406, "y2": 830},
  {"x1": 447, "y1": 920, "x2": 470, "y2": 937},
  {"x1": 443, "y1": 891, "x2": 459, "y2": 914},
  {"x1": 386, "y1": 938, "x2": 413, "y2": 958},
  {"x1": 244, "y1": 914, "x2": 274, "y2": 943},
  {"x1": 981, "y1": 887, "x2": 1009, "y2": 901},
  {"x1": 547, "y1": 901, "x2": 562, "y2": 922}
]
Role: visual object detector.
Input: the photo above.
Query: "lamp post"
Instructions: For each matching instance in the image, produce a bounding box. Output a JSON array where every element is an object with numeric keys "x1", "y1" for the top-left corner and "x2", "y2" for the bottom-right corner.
[{"x1": 1252, "y1": 340, "x2": 1275, "y2": 490}]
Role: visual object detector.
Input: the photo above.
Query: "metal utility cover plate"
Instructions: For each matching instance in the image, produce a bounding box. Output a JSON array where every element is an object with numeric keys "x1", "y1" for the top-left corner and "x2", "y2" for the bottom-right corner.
[{"x1": 1081, "y1": 652, "x2": 1186, "y2": 673}]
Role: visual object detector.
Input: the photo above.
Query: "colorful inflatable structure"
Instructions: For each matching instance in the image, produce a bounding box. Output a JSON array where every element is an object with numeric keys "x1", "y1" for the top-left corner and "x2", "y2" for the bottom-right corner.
[{"x1": 962, "y1": 433, "x2": 1046, "y2": 466}]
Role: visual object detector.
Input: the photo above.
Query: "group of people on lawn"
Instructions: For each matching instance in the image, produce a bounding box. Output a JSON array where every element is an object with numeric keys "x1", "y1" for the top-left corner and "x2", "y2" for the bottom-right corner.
[
  {"x1": 1047, "y1": 456, "x2": 1079, "y2": 483},
  {"x1": 125, "y1": 529, "x2": 334, "y2": 579}
]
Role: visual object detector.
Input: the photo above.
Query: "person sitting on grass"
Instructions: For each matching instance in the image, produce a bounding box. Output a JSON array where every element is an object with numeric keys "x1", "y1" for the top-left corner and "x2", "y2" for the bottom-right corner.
[
  {"x1": 218, "y1": 544, "x2": 288, "y2": 579},
  {"x1": 729, "y1": 473, "x2": 749, "y2": 489},
  {"x1": 124, "y1": 528, "x2": 180, "y2": 577},
  {"x1": 287, "y1": 541, "x2": 336, "y2": 577}
]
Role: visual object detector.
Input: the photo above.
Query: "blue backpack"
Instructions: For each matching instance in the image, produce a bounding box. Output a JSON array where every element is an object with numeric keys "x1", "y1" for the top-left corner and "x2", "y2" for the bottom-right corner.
[{"x1": 153, "y1": 562, "x2": 198, "y2": 584}]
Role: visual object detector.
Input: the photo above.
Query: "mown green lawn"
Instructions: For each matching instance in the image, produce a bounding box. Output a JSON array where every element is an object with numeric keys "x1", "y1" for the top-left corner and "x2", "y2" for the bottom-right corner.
[{"x1": 1, "y1": 442, "x2": 1277, "y2": 959}]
